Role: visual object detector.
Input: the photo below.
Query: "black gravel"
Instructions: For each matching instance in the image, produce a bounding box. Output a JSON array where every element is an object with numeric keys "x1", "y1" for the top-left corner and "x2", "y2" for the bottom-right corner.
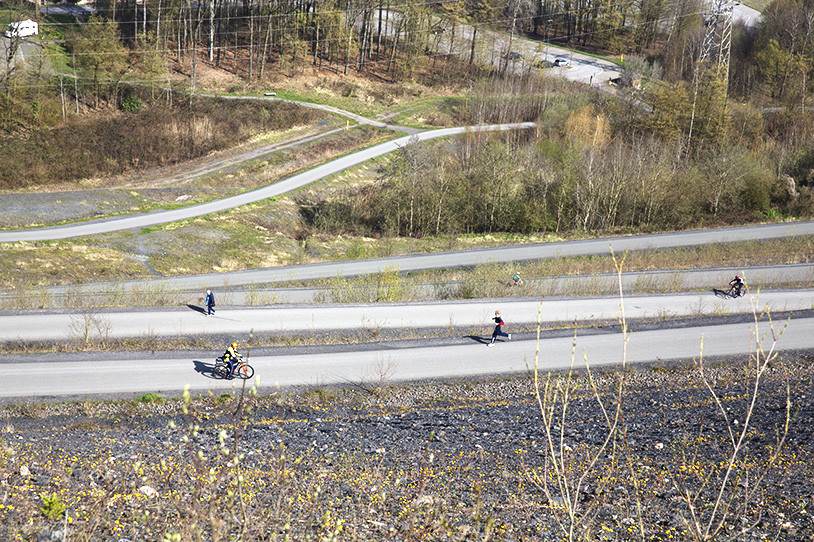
[{"x1": 1, "y1": 352, "x2": 813, "y2": 541}]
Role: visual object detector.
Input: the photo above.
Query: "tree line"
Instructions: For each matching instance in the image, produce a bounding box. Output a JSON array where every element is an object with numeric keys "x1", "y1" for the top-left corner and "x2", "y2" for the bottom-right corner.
[{"x1": 0, "y1": 0, "x2": 810, "y2": 121}]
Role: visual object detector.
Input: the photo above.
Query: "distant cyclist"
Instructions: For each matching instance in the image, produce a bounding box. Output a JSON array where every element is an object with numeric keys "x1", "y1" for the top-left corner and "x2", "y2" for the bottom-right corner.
[
  {"x1": 221, "y1": 342, "x2": 242, "y2": 378},
  {"x1": 729, "y1": 275, "x2": 745, "y2": 297},
  {"x1": 506, "y1": 272, "x2": 523, "y2": 286}
]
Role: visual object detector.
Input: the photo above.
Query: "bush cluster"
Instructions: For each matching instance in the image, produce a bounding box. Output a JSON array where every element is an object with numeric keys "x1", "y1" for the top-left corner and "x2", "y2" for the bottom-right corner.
[
  {"x1": 303, "y1": 136, "x2": 803, "y2": 237},
  {"x1": 302, "y1": 103, "x2": 814, "y2": 238}
]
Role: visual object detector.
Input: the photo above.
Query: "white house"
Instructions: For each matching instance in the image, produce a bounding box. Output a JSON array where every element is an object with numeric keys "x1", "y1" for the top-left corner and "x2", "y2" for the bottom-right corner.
[{"x1": 5, "y1": 20, "x2": 39, "y2": 39}]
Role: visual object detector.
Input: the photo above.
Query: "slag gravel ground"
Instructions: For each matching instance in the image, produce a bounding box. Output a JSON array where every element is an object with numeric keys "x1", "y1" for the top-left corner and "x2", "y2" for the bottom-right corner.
[{"x1": 0, "y1": 353, "x2": 812, "y2": 541}]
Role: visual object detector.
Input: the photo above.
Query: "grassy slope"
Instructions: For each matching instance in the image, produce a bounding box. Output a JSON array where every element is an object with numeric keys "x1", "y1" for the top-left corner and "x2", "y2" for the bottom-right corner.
[{"x1": 741, "y1": 0, "x2": 770, "y2": 11}]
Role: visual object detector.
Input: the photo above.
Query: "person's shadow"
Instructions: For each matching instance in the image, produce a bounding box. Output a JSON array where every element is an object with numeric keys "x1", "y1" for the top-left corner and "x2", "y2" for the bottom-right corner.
[
  {"x1": 193, "y1": 359, "x2": 216, "y2": 378},
  {"x1": 466, "y1": 335, "x2": 490, "y2": 344},
  {"x1": 187, "y1": 304, "x2": 208, "y2": 315}
]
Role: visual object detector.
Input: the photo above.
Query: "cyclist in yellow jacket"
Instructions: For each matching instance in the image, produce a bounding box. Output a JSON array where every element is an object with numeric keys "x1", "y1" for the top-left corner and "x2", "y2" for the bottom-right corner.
[{"x1": 221, "y1": 342, "x2": 241, "y2": 378}]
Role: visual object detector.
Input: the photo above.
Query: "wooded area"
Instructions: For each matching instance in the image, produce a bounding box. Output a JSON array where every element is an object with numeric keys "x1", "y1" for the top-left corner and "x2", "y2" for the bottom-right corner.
[
  {"x1": 0, "y1": 0, "x2": 811, "y2": 234},
  {"x1": 0, "y1": 0, "x2": 810, "y2": 105}
]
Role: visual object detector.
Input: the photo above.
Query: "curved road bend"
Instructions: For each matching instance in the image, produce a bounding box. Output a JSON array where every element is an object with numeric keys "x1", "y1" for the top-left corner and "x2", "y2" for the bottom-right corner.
[
  {"x1": 0, "y1": 123, "x2": 535, "y2": 243},
  {"x1": 1, "y1": 290, "x2": 811, "y2": 343},
  {"x1": 1, "y1": 316, "x2": 810, "y2": 400},
  {"x1": 20, "y1": 220, "x2": 814, "y2": 297}
]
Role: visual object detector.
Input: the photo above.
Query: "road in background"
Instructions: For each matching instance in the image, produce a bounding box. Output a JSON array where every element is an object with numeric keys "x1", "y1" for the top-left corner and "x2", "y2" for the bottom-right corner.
[
  {"x1": 0, "y1": 123, "x2": 534, "y2": 243},
  {"x1": 367, "y1": 10, "x2": 622, "y2": 86},
  {"x1": 9, "y1": 220, "x2": 810, "y2": 299},
  {"x1": 733, "y1": 3, "x2": 762, "y2": 27}
]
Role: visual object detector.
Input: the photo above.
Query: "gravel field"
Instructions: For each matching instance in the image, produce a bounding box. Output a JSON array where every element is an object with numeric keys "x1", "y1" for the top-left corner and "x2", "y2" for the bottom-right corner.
[
  {"x1": 1, "y1": 353, "x2": 812, "y2": 541},
  {"x1": 0, "y1": 190, "x2": 148, "y2": 228}
]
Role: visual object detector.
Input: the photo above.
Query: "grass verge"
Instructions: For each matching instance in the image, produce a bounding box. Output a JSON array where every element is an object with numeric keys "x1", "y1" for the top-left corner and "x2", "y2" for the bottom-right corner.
[{"x1": 1, "y1": 235, "x2": 812, "y2": 308}]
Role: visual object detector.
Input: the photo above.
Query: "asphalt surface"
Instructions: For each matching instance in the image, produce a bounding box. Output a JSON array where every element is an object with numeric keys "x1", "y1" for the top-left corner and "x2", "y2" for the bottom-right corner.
[
  {"x1": 8, "y1": 262, "x2": 808, "y2": 306},
  {"x1": 2, "y1": 315, "x2": 809, "y2": 400},
  {"x1": 0, "y1": 33, "x2": 50, "y2": 76},
  {"x1": 2, "y1": 290, "x2": 812, "y2": 343},
  {"x1": 19, "y1": 220, "x2": 813, "y2": 298}
]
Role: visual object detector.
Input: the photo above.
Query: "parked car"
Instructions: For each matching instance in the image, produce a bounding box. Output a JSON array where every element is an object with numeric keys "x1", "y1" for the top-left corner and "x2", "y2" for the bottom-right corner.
[
  {"x1": 505, "y1": 51, "x2": 522, "y2": 61},
  {"x1": 5, "y1": 19, "x2": 38, "y2": 39},
  {"x1": 553, "y1": 57, "x2": 570, "y2": 67}
]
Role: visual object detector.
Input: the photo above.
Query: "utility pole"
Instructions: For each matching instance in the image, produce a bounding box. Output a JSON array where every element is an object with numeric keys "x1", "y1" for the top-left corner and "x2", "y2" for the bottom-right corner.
[
  {"x1": 699, "y1": 0, "x2": 734, "y2": 84},
  {"x1": 687, "y1": 0, "x2": 733, "y2": 152}
]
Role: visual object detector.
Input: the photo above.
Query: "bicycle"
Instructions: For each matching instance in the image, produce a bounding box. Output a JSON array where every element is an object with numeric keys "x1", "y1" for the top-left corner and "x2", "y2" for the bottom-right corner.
[
  {"x1": 212, "y1": 356, "x2": 255, "y2": 379},
  {"x1": 727, "y1": 283, "x2": 746, "y2": 298}
]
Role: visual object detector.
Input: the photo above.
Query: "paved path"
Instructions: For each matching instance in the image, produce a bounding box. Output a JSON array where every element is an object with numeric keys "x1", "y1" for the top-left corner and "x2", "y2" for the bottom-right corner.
[
  {"x1": 212, "y1": 93, "x2": 422, "y2": 134},
  {"x1": 1, "y1": 315, "x2": 808, "y2": 399},
  {"x1": 734, "y1": 3, "x2": 762, "y2": 27},
  {"x1": 10, "y1": 263, "x2": 809, "y2": 306},
  {"x1": 0, "y1": 123, "x2": 534, "y2": 243},
  {"x1": 1, "y1": 289, "x2": 810, "y2": 342}
]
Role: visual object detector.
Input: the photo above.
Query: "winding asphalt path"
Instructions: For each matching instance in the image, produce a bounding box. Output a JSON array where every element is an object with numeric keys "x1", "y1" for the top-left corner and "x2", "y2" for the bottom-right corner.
[{"x1": 0, "y1": 122, "x2": 534, "y2": 243}]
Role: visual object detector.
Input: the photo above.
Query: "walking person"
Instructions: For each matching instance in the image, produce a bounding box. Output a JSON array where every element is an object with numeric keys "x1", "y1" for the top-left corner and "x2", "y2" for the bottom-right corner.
[
  {"x1": 205, "y1": 289, "x2": 215, "y2": 316},
  {"x1": 488, "y1": 310, "x2": 511, "y2": 347}
]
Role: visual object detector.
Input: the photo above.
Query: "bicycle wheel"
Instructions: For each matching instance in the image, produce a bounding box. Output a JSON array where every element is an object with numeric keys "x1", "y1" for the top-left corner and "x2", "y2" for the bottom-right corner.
[
  {"x1": 236, "y1": 363, "x2": 255, "y2": 379},
  {"x1": 212, "y1": 363, "x2": 229, "y2": 379}
]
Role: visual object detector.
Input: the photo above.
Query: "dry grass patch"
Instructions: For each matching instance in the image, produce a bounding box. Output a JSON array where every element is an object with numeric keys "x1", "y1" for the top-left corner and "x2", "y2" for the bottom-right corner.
[{"x1": 0, "y1": 243, "x2": 147, "y2": 290}]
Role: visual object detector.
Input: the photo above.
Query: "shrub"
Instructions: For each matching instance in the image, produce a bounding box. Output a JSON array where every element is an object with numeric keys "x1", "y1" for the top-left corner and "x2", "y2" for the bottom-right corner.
[
  {"x1": 136, "y1": 392, "x2": 164, "y2": 404},
  {"x1": 120, "y1": 92, "x2": 143, "y2": 113},
  {"x1": 741, "y1": 174, "x2": 772, "y2": 211},
  {"x1": 40, "y1": 493, "x2": 67, "y2": 520}
]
